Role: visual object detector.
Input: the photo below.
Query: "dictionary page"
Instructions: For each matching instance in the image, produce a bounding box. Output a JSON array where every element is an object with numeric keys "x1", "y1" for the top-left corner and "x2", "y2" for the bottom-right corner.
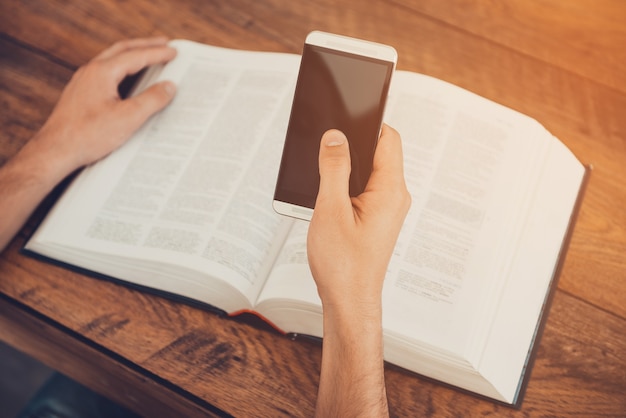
[
  {"x1": 26, "y1": 41, "x2": 299, "y2": 313},
  {"x1": 381, "y1": 71, "x2": 584, "y2": 403}
]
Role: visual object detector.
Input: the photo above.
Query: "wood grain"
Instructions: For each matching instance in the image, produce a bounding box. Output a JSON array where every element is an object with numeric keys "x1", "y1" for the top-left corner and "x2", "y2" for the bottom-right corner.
[
  {"x1": 0, "y1": 295, "x2": 223, "y2": 418},
  {"x1": 0, "y1": 37, "x2": 70, "y2": 165},
  {"x1": 1, "y1": 0, "x2": 625, "y2": 417},
  {"x1": 392, "y1": 0, "x2": 626, "y2": 94}
]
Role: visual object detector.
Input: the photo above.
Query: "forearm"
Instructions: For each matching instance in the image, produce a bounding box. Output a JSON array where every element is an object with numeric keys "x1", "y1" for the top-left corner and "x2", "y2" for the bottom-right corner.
[
  {"x1": 0, "y1": 130, "x2": 74, "y2": 252},
  {"x1": 316, "y1": 301, "x2": 389, "y2": 418}
]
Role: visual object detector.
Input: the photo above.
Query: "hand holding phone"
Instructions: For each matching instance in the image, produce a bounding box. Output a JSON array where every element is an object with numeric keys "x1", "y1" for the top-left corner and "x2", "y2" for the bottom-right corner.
[{"x1": 273, "y1": 31, "x2": 397, "y2": 220}]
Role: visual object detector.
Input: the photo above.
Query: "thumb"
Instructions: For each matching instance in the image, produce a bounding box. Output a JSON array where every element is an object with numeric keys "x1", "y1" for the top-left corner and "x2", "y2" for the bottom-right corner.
[
  {"x1": 121, "y1": 80, "x2": 177, "y2": 127},
  {"x1": 316, "y1": 129, "x2": 352, "y2": 210}
]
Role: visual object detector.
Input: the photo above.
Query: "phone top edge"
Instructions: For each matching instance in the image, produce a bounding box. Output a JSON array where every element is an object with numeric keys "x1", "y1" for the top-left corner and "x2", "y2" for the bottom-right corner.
[{"x1": 305, "y1": 30, "x2": 397, "y2": 63}]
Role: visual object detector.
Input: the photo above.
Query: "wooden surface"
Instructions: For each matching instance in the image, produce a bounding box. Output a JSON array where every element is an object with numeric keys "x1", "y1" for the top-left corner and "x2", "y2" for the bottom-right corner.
[{"x1": 1, "y1": 0, "x2": 625, "y2": 416}]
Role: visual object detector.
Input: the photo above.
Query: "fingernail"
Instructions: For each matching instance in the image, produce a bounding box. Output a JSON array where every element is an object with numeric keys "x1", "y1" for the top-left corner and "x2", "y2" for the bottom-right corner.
[
  {"x1": 162, "y1": 80, "x2": 176, "y2": 97},
  {"x1": 325, "y1": 130, "x2": 346, "y2": 147}
]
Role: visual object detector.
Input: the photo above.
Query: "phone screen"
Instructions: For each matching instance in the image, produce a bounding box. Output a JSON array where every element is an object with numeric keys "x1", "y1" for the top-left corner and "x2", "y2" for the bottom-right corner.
[{"x1": 274, "y1": 43, "x2": 395, "y2": 209}]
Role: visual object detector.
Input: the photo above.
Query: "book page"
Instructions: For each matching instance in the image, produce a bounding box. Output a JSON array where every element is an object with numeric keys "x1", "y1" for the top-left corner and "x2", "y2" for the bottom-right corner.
[
  {"x1": 380, "y1": 71, "x2": 583, "y2": 399},
  {"x1": 28, "y1": 41, "x2": 299, "y2": 312},
  {"x1": 254, "y1": 220, "x2": 323, "y2": 337},
  {"x1": 257, "y1": 70, "x2": 582, "y2": 362},
  {"x1": 380, "y1": 71, "x2": 539, "y2": 352},
  {"x1": 477, "y1": 136, "x2": 585, "y2": 402}
]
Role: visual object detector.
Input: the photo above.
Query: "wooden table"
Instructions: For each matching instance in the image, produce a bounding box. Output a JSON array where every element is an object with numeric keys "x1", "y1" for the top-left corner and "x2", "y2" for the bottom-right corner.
[{"x1": 1, "y1": 1, "x2": 625, "y2": 416}]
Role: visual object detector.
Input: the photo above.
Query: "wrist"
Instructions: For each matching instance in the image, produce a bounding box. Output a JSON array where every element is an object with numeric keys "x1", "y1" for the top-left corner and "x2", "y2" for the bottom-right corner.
[
  {"x1": 318, "y1": 274, "x2": 385, "y2": 314},
  {"x1": 27, "y1": 124, "x2": 83, "y2": 179},
  {"x1": 322, "y1": 296, "x2": 383, "y2": 339}
]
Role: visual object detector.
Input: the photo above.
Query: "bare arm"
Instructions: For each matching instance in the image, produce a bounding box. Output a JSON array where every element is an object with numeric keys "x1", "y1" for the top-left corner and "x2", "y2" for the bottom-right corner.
[
  {"x1": 308, "y1": 125, "x2": 411, "y2": 417},
  {"x1": 0, "y1": 37, "x2": 177, "y2": 252}
]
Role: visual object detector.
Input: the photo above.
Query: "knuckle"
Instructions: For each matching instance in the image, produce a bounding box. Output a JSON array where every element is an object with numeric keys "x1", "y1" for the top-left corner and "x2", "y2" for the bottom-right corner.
[{"x1": 321, "y1": 154, "x2": 350, "y2": 175}]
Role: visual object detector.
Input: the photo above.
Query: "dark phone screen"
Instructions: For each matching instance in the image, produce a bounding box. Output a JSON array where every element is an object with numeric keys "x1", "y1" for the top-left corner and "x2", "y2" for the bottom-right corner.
[{"x1": 273, "y1": 43, "x2": 394, "y2": 209}]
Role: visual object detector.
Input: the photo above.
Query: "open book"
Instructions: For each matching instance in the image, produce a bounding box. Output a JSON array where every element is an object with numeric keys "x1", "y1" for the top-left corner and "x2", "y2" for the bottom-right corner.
[{"x1": 24, "y1": 40, "x2": 587, "y2": 405}]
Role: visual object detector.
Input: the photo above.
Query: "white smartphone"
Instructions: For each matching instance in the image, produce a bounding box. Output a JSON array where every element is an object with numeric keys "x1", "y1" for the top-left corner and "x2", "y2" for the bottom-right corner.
[{"x1": 273, "y1": 31, "x2": 397, "y2": 221}]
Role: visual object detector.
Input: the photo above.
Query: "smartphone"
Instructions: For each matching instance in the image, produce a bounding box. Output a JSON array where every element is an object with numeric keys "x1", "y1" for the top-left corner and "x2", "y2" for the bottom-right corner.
[{"x1": 273, "y1": 31, "x2": 397, "y2": 221}]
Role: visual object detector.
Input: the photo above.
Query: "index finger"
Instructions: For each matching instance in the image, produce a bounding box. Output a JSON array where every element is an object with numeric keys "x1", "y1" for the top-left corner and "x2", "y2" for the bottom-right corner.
[
  {"x1": 95, "y1": 37, "x2": 170, "y2": 61},
  {"x1": 107, "y1": 45, "x2": 178, "y2": 85},
  {"x1": 365, "y1": 124, "x2": 406, "y2": 191}
]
